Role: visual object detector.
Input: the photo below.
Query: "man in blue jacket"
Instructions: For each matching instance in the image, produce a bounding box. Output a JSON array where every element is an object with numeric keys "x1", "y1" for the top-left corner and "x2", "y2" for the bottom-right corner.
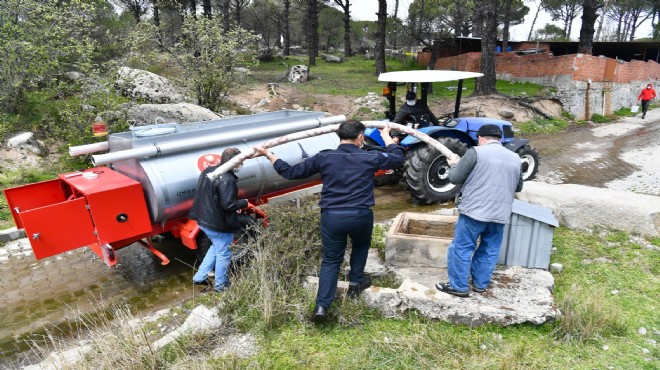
[
  {"x1": 190, "y1": 147, "x2": 248, "y2": 292},
  {"x1": 436, "y1": 124, "x2": 523, "y2": 298},
  {"x1": 254, "y1": 120, "x2": 405, "y2": 322}
]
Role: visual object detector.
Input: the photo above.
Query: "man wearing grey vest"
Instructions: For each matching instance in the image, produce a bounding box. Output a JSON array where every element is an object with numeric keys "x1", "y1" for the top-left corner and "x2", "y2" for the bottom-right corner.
[{"x1": 436, "y1": 124, "x2": 523, "y2": 297}]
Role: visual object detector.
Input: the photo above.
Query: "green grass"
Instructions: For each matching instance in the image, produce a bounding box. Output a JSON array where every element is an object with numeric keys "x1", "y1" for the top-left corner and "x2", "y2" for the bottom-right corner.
[
  {"x1": 518, "y1": 117, "x2": 569, "y2": 134},
  {"x1": 250, "y1": 56, "x2": 549, "y2": 103},
  {"x1": 28, "y1": 213, "x2": 659, "y2": 369}
]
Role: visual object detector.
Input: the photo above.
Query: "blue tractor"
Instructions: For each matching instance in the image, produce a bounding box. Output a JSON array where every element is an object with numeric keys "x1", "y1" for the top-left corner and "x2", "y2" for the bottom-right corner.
[{"x1": 364, "y1": 70, "x2": 539, "y2": 204}]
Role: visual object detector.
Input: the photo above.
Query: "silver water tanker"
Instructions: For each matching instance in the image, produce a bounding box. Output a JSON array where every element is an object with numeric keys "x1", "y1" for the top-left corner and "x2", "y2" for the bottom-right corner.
[{"x1": 97, "y1": 111, "x2": 344, "y2": 224}]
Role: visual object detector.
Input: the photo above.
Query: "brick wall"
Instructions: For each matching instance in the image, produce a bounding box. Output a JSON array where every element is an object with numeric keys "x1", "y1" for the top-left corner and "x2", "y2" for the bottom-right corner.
[
  {"x1": 416, "y1": 51, "x2": 660, "y2": 119},
  {"x1": 417, "y1": 51, "x2": 660, "y2": 83}
]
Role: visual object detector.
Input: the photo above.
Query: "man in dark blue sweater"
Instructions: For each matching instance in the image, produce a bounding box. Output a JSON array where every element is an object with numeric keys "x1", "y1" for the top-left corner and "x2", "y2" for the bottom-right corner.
[{"x1": 254, "y1": 120, "x2": 405, "y2": 322}]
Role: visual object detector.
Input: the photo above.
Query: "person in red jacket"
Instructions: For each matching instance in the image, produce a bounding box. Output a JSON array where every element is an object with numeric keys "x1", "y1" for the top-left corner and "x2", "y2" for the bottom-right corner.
[{"x1": 637, "y1": 83, "x2": 657, "y2": 119}]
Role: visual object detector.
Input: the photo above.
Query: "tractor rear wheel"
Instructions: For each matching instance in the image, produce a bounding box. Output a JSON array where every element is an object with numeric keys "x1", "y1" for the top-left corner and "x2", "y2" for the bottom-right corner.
[
  {"x1": 517, "y1": 144, "x2": 539, "y2": 181},
  {"x1": 402, "y1": 138, "x2": 468, "y2": 204}
]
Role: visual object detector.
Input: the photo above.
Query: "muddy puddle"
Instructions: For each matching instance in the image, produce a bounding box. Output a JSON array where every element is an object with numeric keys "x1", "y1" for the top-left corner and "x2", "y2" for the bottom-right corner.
[{"x1": 1, "y1": 117, "x2": 657, "y2": 367}]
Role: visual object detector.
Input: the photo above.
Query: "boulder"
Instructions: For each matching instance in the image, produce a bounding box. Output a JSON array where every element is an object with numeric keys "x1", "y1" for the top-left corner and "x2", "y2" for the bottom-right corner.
[
  {"x1": 152, "y1": 305, "x2": 223, "y2": 350},
  {"x1": 517, "y1": 182, "x2": 660, "y2": 237},
  {"x1": 126, "y1": 102, "x2": 221, "y2": 125},
  {"x1": 323, "y1": 55, "x2": 343, "y2": 63},
  {"x1": 6, "y1": 132, "x2": 47, "y2": 156},
  {"x1": 286, "y1": 65, "x2": 310, "y2": 83},
  {"x1": 115, "y1": 66, "x2": 187, "y2": 104},
  {"x1": 498, "y1": 108, "x2": 515, "y2": 119}
]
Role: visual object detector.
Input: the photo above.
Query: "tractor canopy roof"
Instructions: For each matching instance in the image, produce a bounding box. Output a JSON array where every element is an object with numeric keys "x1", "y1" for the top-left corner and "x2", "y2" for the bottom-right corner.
[{"x1": 378, "y1": 70, "x2": 483, "y2": 83}]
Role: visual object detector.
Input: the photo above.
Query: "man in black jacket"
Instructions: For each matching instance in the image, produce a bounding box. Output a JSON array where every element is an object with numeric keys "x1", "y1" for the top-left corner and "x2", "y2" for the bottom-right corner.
[
  {"x1": 393, "y1": 91, "x2": 440, "y2": 127},
  {"x1": 190, "y1": 147, "x2": 248, "y2": 292},
  {"x1": 253, "y1": 120, "x2": 405, "y2": 322}
]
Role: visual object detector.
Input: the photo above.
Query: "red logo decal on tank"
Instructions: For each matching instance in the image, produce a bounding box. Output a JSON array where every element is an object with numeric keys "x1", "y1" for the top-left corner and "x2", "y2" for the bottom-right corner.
[{"x1": 197, "y1": 154, "x2": 222, "y2": 171}]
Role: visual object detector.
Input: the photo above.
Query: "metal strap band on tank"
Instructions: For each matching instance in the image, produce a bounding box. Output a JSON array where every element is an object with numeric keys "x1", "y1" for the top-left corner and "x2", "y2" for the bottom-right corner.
[{"x1": 154, "y1": 143, "x2": 162, "y2": 157}]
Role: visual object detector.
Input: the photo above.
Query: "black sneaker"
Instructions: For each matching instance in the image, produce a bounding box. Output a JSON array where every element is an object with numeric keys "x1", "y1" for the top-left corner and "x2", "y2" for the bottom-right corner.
[
  {"x1": 193, "y1": 279, "x2": 210, "y2": 286},
  {"x1": 347, "y1": 276, "x2": 372, "y2": 298},
  {"x1": 435, "y1": 282, "x2": 469, "y2": 298},
  {"x1": 472, "y1": 285, "x2": 487, "y2": 293}
]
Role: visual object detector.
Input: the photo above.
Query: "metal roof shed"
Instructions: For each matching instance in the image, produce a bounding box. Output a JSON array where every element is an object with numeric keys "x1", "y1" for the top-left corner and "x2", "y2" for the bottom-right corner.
[{"x1": 498, "y1": 200, "x2": 559, "y2": 270}]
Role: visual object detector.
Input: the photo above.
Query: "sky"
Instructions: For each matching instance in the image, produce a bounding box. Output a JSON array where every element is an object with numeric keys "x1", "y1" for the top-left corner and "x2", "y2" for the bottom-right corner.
[{"x1": 348, "y1": 0, "x2": 654, "y2": 41}]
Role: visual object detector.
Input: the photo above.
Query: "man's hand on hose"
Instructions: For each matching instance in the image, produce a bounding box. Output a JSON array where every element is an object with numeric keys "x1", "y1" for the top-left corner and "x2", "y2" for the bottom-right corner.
[{"x1": 447, "y1": 153, "x2": 461, "y2": 167}]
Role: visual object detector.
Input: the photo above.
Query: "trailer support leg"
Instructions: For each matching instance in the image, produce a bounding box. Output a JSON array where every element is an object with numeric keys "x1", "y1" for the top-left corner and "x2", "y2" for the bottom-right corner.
[{"x1": 138, "y1": 238, "x2": 170, "y2": 265}]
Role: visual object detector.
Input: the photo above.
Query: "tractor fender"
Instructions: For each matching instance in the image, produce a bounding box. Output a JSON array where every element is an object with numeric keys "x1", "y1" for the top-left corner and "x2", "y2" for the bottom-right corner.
[
  {"x1": 503, "y1": 138, "x2": 529, "y2": 153},
  {"x1": 400, "y1": 126, "x2": 476, "y2": 148},
  {"x1": 364, "y1": 126, "x2": 386, "y2": 146}
]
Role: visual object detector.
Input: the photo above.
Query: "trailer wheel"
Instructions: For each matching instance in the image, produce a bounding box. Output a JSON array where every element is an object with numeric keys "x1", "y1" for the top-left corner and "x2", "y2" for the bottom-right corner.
[
  {"x1": 402, "y1": 138, "x2": 468, "y2": 204},
  {"x1": 365, "y1": 137, "x2": 404, "y2": 186},
  {"x1": 517, "y1": 144, "x2": 539, "y2": 181}
]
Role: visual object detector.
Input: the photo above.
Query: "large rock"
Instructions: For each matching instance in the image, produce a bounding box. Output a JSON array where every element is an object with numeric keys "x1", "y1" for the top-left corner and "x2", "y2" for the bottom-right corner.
[
  {"x1": 126, "y1": 102, "x2": 221, "y2": 125},
  {"x1": 152, "y1": 305, "x2": 223, "y2": 350},
  {"x1": 6, "y1": 132, "x2": 48, "y2": 156},
  {"x1": 286, "y1": 65, "x2": 310, "y2": 83},
  {"x1": 115, "y1": 66, "x2": 187, "y2": 104},
  {"x1": 517, "y1": 182, "x2": 660, "y2": 237},
  {"x1": 323, "y1": 55, "x2": 343, "y2": 63}
]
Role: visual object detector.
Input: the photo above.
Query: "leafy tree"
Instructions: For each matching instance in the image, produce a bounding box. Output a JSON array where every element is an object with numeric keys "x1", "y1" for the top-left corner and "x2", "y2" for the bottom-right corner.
[
  {"x1": 231, "y1": 0, "x2": 252, "y2": 27},
  {"x1": 542, "y1": 0, "x2": 582, "y2": 38},
  {"x1": 245, "y1": 0, "x2": 282, "y2": 51},
  {"x1": 307, "y1": 0, "x2": 320, "y2": 65},
  {"x1": 319, "y1": 6, "x2": 343, "y2": 51},
  {"x1": 405, "y1": 0, "x2": 458, "y2": 68},
  {"x1": 606, "y1": 0, "x2": 654, "y2": 41},
  {"x1": 131, "y1": 17, "x2": 258, "y2": 111},
  {"x1": 533, "y1": 23, "x2": 568, "y2": 40},
  {"x1": 351, "y1": 20, "x2": 377, "y2": 53},
  {"x1": 0, "y1": 0, "x2": 98, "y2": 113},
  {"x1": 112, "y1": 0, "x2": 151, "y2": 23}
]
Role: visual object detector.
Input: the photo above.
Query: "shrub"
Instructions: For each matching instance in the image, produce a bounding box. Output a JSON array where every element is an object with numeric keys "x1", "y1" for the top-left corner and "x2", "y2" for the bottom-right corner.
[
  {"x1": 518, "y1": 117, "x2": 568, "y2": 134},
  {"x1": 589, "y1": 114, "x2": 611, "y2": 123},
  {"x1": 221, "y1": 201, "x2": 323, "y2": 330},
  {"x1": 554, "y1": 284, "x2": 627, "y2": 342}
]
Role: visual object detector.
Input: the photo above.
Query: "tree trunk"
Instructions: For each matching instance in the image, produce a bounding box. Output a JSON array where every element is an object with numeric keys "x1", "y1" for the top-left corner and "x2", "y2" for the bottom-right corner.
[
  {"x1": 472, "y1": 1, "x2": 483, "y2": 38},
  {"x1": 221, "y1": 0, "x2": 230, "y2": 32},
  {"x1": 392, "y1": 0, "x2": 399, "y2": 49},
  {"x1": 190, "y1": 0, "x2": 197, "y2": 17},
  {"x1": 374, "y1": 0, "x2": 387, "y2": 75},
  {"x1": 153, "y1": 0, "x2": 160, "y2": 26},
  {"x1": 283, "y1": 0, "x2": 291, "y2": 55},
  {"x1": 202, "y1": 0, "x2": 212, "y2": 18},
  {"x1": 474, "y1": 0, "x2": 497, "y2": 96},
  {"x1": 502, "y1": 0, "x2": 512, "y2": 52},
  {"x1": 578, "y1": 0, "x2": 601, "y2": 54},
  {"x1": 341, "y1": 1, "x2": 352, "y2": 57},
  {"x1": 307, "y1": 0, "x2": 319, "y2": 65},
  {"x1": 527, "y1": 2, "x2": 541, "y2": 41}
]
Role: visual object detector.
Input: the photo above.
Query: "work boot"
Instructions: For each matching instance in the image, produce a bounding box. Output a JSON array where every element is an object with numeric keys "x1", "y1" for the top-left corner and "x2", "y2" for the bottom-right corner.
[
  {"x1": 310, "y1": 306, "x2": 328, "y2": 323},
  {"x1": 347, "y1": 276, "x2": 372, "y2": 298}
]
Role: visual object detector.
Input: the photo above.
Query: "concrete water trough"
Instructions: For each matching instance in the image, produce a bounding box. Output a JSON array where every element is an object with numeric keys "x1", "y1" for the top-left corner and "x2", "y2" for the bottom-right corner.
[{"x1": 385, "y1": 212, "x2": 457, "y2": 268}]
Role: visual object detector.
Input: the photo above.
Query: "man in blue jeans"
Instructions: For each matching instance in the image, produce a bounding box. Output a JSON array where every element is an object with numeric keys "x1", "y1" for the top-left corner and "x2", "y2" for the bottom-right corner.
[
  {"x1": 436, "y1": 124, "x2": 523, "y2": 298},
  {"x1": 254, "y1": 120, "x2": 405, "y2": 322},
  {"x1": 189, "y1": 147, "x2": 248, "y2": 292}
]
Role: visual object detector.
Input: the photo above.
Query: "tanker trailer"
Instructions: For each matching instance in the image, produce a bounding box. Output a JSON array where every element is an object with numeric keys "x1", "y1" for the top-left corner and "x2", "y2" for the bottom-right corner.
[{"x1": 3, "y1": 110, "x2": 345, "y2": 267}]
